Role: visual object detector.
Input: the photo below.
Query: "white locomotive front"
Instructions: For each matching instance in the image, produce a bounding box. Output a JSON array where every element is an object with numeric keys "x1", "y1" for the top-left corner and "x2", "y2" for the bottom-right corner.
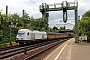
[{"x1": 16, "y1": 29, "x2": 47, "y2": 45}]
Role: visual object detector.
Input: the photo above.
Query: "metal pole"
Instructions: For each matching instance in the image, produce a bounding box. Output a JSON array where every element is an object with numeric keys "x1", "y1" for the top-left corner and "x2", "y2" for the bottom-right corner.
[
  {"x1": 42, "y1": 13, "x2": 45, "y2": 21},
  {"x1": 75, "y1": 7, "x2": 79, "y2": 43},
  {"x1": 46, "y1": 13, "x2": 49, "y2": 28},
  {"x1": 6, "y1": 5, "x2": 8, "y2": 15},
  {"x1": 22, "y1": 10, "x2": 24, "y2": 29},
  {"x1": 10, "y1": 22, "x2": 12, "y2": 45}
]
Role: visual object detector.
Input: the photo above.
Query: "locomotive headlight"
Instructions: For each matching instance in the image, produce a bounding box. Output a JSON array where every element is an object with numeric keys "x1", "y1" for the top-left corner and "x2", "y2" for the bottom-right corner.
[{"x1": 16, "y1": 38, "x2": 18, "y2": 40}]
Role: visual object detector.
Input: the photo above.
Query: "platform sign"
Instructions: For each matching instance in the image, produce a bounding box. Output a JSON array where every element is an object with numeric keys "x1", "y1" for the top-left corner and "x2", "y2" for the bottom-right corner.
[{"x1": 79, "y1": 36, "x2": 87, "y2": 40}]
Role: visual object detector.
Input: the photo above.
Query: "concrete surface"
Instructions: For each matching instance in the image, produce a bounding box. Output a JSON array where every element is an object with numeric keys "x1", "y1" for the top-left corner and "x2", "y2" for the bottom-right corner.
[{"x1": 43, "y1": 38, "x2": 90, "y2": 60}]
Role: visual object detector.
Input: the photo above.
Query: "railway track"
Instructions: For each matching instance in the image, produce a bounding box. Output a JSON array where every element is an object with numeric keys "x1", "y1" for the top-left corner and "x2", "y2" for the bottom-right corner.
[
  {"x1": 24, "y1": 39, "x2": 67, "y2": 60},
  {"x1": 0, "y1": 39, "x2": 68, "y2": 60},
  {"x1": 0, "y1": 45, "x2": 23, "y2": 51}
]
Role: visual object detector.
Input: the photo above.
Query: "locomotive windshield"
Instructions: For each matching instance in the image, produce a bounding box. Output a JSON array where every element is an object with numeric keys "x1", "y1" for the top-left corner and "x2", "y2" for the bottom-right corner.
[{"x1": 17, "y1": 31, "x2": 25, "y2": 35}]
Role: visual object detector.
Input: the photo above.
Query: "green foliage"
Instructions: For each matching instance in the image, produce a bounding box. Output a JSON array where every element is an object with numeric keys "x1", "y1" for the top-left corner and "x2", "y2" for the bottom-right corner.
[
  {"x1": 82, "y1": 10, "x2": 90, "y2": 17},
  {"x1": 1, "y1": 10, "x2": 71, "y2": 45},
  {"x1": 59, "y1": 26, "x2": 66, "y2": 30},
  {"x1": 53, "y1": 26, "x2": 58, "y2": 30},
  {"x1": 0, "y1": 11, "x2": 49, "y2": 44},
  {"x1": 0, "y1": 30, "x2": 3, "y2": 41},
  {"x1": 79, "y1": 10, "x2": 90, "y2": 36}
]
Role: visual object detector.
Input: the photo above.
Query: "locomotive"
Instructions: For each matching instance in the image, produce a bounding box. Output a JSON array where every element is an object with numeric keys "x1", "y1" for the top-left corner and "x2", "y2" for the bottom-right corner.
[{"x1": 16, "y1": 29, "x2": 71, "y2": 45}]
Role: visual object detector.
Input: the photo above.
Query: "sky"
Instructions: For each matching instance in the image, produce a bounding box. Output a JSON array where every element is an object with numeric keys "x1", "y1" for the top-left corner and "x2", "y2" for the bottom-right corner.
[{"x1": 0, "y1": 0, "x2": 90, "y2": 29}]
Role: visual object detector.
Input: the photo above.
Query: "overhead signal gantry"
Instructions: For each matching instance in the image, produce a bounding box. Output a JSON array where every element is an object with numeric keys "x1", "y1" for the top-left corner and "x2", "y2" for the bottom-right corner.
[{"x1": 39, "y1": 1, "x2": 79, "y2": 43}]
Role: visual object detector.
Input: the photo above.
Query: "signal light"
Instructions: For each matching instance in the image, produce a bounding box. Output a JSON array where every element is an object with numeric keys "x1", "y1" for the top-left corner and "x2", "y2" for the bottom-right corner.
[
  {"x1": 63, "y1": 7, "x2": 66, "y2": 12},
  {"x1": 63, "y1": 7, "x2": 67, "y2": 23}
]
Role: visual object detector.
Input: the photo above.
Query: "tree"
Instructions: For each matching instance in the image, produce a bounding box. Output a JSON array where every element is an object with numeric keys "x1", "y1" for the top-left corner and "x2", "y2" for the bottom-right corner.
[
  {"x1": 82, "y1": 10, "x2": 90, "y2": 18},
  {"x1": 10, "y1": 13, "x2": 20, "y2": 25},
  {"x1": 63, "y1": 26, "x2": 66, "y2": 30},
  {"x1": 53, "y1": 26, "x2": 58, "y2": 30},
  {"x1": 0, "y1": 10, "x2": 52, "y2": 44},
  {"x1": 59, "y1": 26, "x2": 66, "y2": 30},
  {"x1": 79, "y1": 10, "x2": 90, "y2": 36},
  {"x1": 23, "y1": 12, "x2": 30, "y2": 28}
]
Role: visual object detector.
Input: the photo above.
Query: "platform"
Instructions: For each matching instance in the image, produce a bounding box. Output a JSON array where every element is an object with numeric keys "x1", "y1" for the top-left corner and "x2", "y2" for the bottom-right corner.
[{"x1": 43, "y1": 38, "x2": 90, "y2": 60}]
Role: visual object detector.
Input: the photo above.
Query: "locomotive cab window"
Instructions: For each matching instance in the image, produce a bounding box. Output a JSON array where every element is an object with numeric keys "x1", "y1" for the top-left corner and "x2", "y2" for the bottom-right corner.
[
  {"x1": 27, "y1": 32, "x2": 29, "y2": 35},
  {"x1": 17, "y1": 31, "x2": 25, "y2": 35}
]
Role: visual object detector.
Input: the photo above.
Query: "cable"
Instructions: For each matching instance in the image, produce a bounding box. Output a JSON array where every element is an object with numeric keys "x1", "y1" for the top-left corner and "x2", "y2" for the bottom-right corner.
[
  {"x1": 31, "y1": 0, "x2": 38, "y2": 7},
  {"x1": 30, "y1": 0, "x2": 54, "y2": 20},
  {"x1": 56, "y1": 20, "x2": 75, "y2": 26},
  {"x1": 30, "y1": 0, "x2": 74, "y2": 28}
]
